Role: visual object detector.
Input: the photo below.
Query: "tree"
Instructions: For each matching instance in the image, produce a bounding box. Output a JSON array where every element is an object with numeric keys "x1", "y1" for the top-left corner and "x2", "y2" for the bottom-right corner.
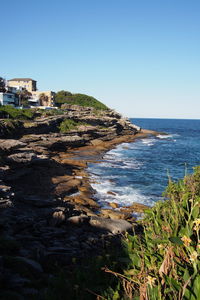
[
  {"x1": 39, "y1": 93, "x2": 49, "y2": 106},
  {"x1": 17, "y1": 89, "x2": 32, "y2": 107}
]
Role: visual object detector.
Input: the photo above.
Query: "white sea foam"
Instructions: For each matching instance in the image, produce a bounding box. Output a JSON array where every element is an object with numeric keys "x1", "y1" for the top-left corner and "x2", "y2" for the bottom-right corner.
[
  {"x1": 141, "y1": 138, "x2": 156, "y2": 146},
  {"x1": 90, "y1": 176, "x2": 156, "y2": 208},
  {"x1": 157, "y1": 134, "x2": 180, "y2": 139},
  {"x1": 87, "y1": 137, "x2": 159, "y2": 211},
  {"x1": 97, "y1": 156, "x2": 143, "y2": 170}
]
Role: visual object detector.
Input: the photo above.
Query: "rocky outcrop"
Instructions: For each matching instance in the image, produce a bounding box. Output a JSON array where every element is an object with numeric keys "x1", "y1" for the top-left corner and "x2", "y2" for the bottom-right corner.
[{"x1": 0, "y1": 105, "x2": 148, "y2": 297}]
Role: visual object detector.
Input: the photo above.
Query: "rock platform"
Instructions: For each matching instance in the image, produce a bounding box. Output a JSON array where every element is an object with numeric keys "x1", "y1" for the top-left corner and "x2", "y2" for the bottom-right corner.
[{"x1": 0, "y1": 106, "x2": 157, "y2": 298}]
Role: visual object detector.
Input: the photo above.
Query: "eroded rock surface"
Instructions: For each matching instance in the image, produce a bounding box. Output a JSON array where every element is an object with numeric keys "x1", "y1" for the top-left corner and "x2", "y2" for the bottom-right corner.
[{"x1": 0, "y1": 106, "x2": 148, "y2": 297}]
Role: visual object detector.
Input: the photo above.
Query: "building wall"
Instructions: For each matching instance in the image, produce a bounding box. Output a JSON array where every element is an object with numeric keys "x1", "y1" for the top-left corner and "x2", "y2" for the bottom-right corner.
[
  {"x1": 31, "y1": 91, "x2": 55, "y2": 107},
  {"x1": 8, "y1": 79, "x2": 37, "y2": 93},
  {"x1": 0, "y1": 93, "x2": 19, "y2": 106}
]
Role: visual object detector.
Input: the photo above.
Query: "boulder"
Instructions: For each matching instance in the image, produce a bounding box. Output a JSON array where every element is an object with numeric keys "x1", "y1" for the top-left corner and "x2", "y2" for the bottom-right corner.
[
  {"x1": 109, "y1": 202, "x2": 119, "y2": 208},
  {"x1": 122, "y1": 203, "x2": 149, "y2": 213},
  {"x1": 73, "y1": 195, "x2": 99, "y2": 208},
  {"x1": 67, "y1": 215, "x2": 89, "y2": 225},
  {"x1": 6, "y1": 152, "x2": 37, "y2": 164},
  {"x1": 100, "y1": 209, "x2": 129, "y2": 220},
  {"x1": 55, "y1": 179, "x2": 82, "y2": 196},
  {"x1": 107, "y1": 191, "x2": 117, "y2": 196},
  {"x1": 50, "y1": 211, "x2": 66, "y2": 226},
  {"x1": 89, "y1": 216, "x2": 132, "y2": 234}
]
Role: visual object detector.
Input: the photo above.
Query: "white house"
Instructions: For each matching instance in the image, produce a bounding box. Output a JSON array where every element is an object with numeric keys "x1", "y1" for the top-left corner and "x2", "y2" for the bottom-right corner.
[{"x1": 0, "y1": 92, "x2": 19, "y2": 106}]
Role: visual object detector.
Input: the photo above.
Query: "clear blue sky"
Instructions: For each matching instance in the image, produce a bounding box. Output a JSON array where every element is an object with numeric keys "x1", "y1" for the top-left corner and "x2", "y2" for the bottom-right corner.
[{"x1": 1, "y1": 0, "x2": 200, "y2": 118}]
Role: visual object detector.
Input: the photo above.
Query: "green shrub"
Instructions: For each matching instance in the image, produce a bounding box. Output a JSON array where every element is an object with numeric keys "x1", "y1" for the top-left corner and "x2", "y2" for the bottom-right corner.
[
  {"x1": 55, "y1": 91, "x2": 108, "y2": 110},
  {"x1": 59, "y1": 119, "x2": 79, "y2": 133},
  {"x1": 0, "y1": 106, "x2": 35, "y2": 120},
  {"x1": 104, "y1": 167, "x2": 200, "y2": 299},
  {"x1": 59, "y1": 119, "x2": 89, "y2": 133}
]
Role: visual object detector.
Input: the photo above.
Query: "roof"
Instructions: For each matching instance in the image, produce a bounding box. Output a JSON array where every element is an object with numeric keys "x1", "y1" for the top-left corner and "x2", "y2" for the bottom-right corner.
[{"x1": 8, "y1": 78, "x2": 36, "y2": 82}]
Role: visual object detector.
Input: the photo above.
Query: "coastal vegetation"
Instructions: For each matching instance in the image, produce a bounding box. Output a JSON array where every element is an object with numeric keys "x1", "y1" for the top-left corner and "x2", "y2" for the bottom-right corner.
[
  {"x1": 45, "y1": 167, "x2": 200, "y2": 299},
  {"x1": 59, "y1": 119, "x2": 88, "y2": 133},
  {"x1": 102, "y1": 167, "x2": 200, "y2": 299},
  {"x1": 0, "y1": 101, "x2": 199, "y2": 299},
  {"x1": 0, "y1": 105, "x2": 35, "y2": 120},
  {"x1": 0, "y1": 105, "x2": 63, "y2": 121},
  {"x1": 55, "y1": 91, "x2": 108, "y2": 110}
]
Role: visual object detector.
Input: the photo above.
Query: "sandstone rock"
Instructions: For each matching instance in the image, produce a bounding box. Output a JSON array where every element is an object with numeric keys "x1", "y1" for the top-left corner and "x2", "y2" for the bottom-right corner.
[
  {"x1": 61, "y1": 159, "x2": 87, "y2": 168},
  {"x1": 100, "y1": 209, "x2": 129, "y2": 220},
  {"x1": 74, "y1": 205, "x2": 97, "y2": 216},
  {"x1": 55, "y1": 179, "x2": 81, "y2": 196},
  {"x1": 50, "y1": 211, "x2": 66, "y2": 226},
  {"x1": 89, "y1": 216, "x2": 132, "y2": 234},
  {"x1": 90, "y1": 139, "x2": 104, "y2": 146},
  {"x1": 123, "y1": 203, "x2": 149, "y2": 213},
  {"x1": 0, "y1": 139, "x2": 27, "y2": 152},
  {"x1": 73, "y1": 195, "x2": 99, "y2": 208},
  {"x1": 6, "y1": 152, "x2": 37, "y2": 164},
  {"x1": 52, "y1": 175, "x2": 73, "y2": 185},
  {"x1": 67, "y1": 215, "x2": 89, "y2": 225},
  {"x1": 109, "y1": 202, "x2": 119, "y2": 208}
]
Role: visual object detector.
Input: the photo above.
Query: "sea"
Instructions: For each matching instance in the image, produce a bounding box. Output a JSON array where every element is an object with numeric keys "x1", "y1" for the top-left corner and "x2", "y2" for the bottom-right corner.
[{"x1": 87, "y1": 118, "x2": 200, "y2": 209}]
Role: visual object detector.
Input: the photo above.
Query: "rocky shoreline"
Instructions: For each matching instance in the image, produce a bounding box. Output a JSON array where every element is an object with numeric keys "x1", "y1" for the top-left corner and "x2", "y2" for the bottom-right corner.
[{"x1": 0, "y1": 106, "x2": 158, "y2": 298}]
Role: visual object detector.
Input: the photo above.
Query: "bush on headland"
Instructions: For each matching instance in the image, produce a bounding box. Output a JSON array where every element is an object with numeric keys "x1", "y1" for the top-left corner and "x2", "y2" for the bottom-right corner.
[
  {"x1": 59, "y1": 119, "x2": 88, "y2": 133},
  {"x1": 55, "y1": 91, "x2": 108, "y2": 110}
]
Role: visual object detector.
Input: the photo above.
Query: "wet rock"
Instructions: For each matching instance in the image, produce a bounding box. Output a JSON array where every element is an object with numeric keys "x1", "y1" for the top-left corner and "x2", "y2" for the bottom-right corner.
[
  {"x1": 107, "y1": 191, "x2": 117, "y2": 196},
  {"x1": 109, "y1": 202, "x2": 119, "y2": 208}
]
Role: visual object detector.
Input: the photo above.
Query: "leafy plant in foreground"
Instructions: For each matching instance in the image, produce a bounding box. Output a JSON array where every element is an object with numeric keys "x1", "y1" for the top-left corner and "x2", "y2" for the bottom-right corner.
[{"x1": 103, "y1": 167, "x2": 200, "y2": 299}]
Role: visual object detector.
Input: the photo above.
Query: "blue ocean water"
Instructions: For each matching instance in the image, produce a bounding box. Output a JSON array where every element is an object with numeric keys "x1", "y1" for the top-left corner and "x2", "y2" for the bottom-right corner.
[{"x1": 88, "y1": 118, "x2": 200, "y2": 208}]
